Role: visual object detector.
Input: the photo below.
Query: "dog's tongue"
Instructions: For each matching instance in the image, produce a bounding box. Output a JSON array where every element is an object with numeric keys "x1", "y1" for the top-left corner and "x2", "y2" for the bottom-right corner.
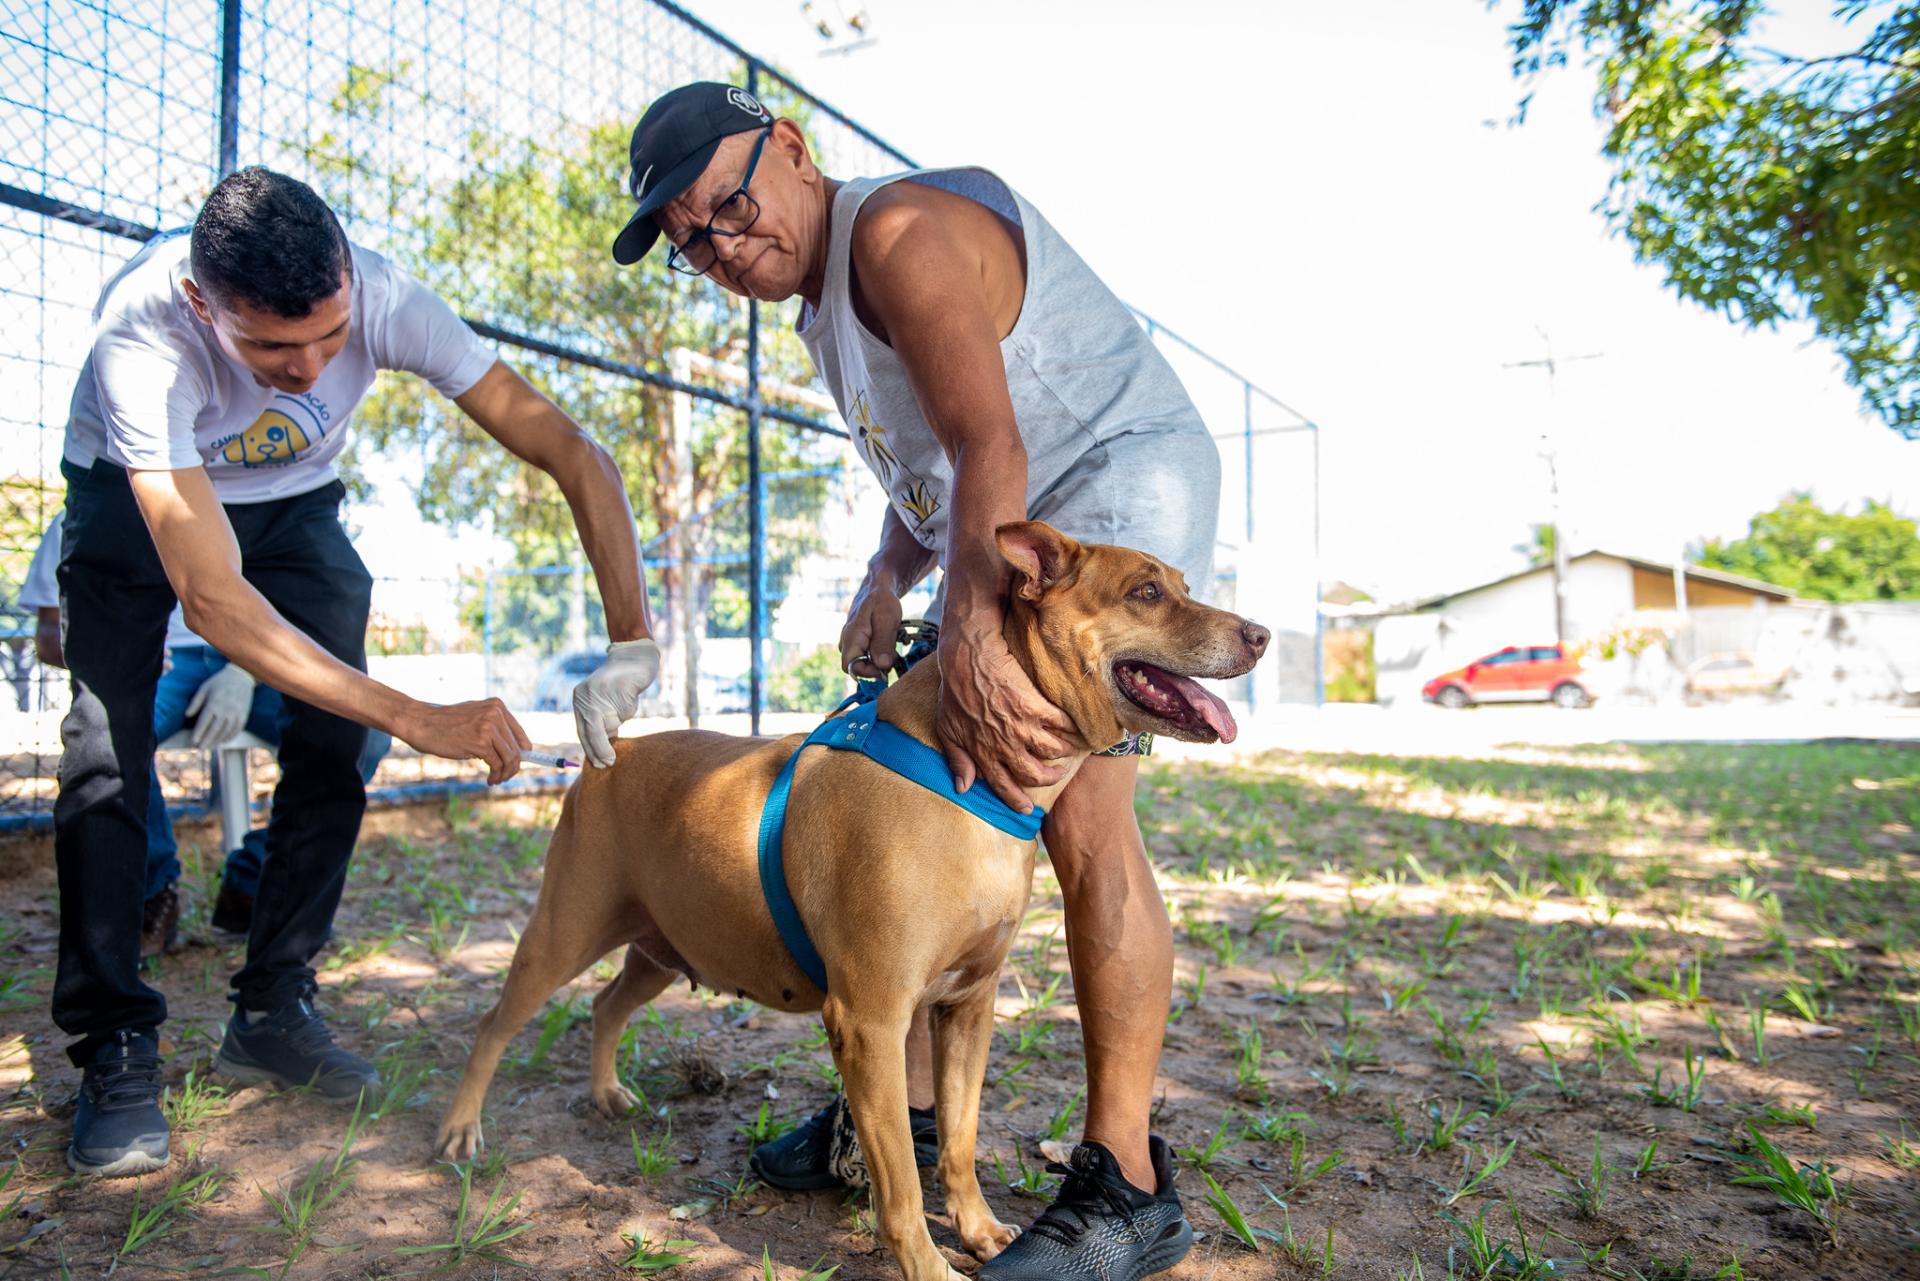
[{"x1": 1153, "y1": 668, "x2": 1239, "y2": 743}]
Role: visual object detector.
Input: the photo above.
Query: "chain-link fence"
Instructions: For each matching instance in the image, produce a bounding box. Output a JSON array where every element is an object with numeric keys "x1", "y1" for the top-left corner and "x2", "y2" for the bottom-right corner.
[{"x1": 1, "y1": 0, "x2": 1319, "y2": 829}]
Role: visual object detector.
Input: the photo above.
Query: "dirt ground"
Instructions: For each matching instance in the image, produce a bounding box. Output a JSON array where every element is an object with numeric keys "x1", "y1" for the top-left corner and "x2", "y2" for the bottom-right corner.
[{"x1": 0, "y1": 739, "x2": 1915, "y2": 1280}]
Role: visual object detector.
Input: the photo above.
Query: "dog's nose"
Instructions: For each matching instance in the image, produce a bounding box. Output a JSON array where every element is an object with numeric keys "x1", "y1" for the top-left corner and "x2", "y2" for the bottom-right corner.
[{"x1": 1242, "y1": 621, "x2": 1271, "y2": 656}]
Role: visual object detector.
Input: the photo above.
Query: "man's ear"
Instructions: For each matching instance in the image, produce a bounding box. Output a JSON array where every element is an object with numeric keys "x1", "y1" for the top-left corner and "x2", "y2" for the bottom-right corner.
[
  {"x1": 995, "y1": 521, "x2": 1084, "y2": 602},
  {"x1": 180, "y1": 276, "x2": 215, "y2": 326},
  {"x1": 772, "y1": 118, "x2": 818, "y2": 183}
]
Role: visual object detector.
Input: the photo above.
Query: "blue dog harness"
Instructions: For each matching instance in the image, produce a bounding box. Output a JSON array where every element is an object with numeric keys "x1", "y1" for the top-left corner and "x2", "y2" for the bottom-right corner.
[{"x1": 756, "y1": 679, "x2": 1046, "y2": 992}]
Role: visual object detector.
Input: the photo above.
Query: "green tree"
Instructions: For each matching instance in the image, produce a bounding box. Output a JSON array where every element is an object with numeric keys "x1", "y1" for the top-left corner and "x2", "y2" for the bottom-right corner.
[
  {"x1": 1496, "y1": 2, "x2": 1920, "y2": 436},
  {"x1": 1515, "y1": 521, "x2": 1558, "y2": 568},
  {"x1": 1698, "y1": 493, "x2": 1920, "y2": 599},
  {"x1": 294, "y1": 70, "x2": 838, "y2": 718}
]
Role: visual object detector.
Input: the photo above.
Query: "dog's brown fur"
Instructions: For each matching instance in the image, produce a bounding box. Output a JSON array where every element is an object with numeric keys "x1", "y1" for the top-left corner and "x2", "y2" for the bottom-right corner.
[{"x1": 435, "y1": 521, "x2": 1268, "y2": 1281}]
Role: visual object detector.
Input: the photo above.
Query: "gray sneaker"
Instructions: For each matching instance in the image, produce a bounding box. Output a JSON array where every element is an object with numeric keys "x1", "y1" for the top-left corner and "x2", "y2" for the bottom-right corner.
[
  {"x1": 979, "y1": 1136, "x2": 1192, "y2": 1281},
  {"x1": 67, "y1": 1029, "x2": 170, "y2": 1178}
]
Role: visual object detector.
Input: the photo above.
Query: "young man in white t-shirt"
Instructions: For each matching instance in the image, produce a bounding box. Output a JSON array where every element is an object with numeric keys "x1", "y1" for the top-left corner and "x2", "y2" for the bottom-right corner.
[{"x1": 56, "y1": 167, "x2": 661, "y2": 1178}]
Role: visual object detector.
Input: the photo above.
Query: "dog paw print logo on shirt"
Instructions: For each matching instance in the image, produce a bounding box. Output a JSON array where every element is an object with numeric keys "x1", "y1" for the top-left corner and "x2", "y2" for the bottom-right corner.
[{"x1": 218, "y1": 395, "x2": 327, "y2": 468}]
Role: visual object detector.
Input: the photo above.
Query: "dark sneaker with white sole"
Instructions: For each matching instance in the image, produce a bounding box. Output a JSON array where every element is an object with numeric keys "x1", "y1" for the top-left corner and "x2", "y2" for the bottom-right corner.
[
  {"x1": 68, "y1": 1028, "x2": 170, "y2": 1177},
  {"x1": 214, "y1": 996, "x2": 379, "y2": 1103},
  {"x1": 979, "y1": 1136, "x2": 1192, "y2": 1281},
  {"x1": 749, "y1": 1094, "x2": 939, "y2": 1191}
]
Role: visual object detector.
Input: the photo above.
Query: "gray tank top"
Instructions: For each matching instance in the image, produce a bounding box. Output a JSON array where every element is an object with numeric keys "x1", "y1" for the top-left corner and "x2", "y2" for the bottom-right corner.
[{"x1": 796, "y1": 167, "x2": 1209, "y2": 554}]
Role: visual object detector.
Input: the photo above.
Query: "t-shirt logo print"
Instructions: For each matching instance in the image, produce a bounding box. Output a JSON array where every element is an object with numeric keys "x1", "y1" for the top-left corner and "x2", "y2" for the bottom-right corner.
[
  {"x1": 850, "y1": 390, "x2": 900, "y2": 483},
  {"x1": 219, "y1": 395, "x2": 327, "y2": 468},
  {"x1": 898, "y1": 479, "x2": 940, "y2": 525},
  {"x1": 850, "y1": 388, "x2": 943, "y2": 531}
]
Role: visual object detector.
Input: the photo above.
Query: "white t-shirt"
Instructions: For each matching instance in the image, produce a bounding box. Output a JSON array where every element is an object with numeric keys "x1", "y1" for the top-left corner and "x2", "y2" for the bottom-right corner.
[
  {"x1": 63, "y1": 231, "x2": 497, "y2": 504},
  {"x1": 17, "y1": 510, "x2": 205, "y2": 649}
]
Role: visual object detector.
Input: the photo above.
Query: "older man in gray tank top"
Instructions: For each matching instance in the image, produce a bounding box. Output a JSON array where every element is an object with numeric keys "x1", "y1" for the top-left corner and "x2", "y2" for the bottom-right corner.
[{"x1": 613, "y1": 82, "x2": 1225, "y2": 1281}]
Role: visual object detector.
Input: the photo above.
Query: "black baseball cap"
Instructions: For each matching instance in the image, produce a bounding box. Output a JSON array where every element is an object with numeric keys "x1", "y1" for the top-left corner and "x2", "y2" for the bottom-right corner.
[{"x1": 612, "y1": 82, "x2": 774, "y2": 265}]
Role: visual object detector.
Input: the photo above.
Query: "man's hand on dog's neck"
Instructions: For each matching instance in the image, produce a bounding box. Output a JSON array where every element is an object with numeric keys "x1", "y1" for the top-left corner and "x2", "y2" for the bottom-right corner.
[{"x1": 936, "y1": 552, "x2": 1079, "y2": 814}]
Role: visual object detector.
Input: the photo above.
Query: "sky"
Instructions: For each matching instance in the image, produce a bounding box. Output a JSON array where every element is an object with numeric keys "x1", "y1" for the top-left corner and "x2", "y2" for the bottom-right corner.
[
  {"x1": 673, "y1": 0, "x2": 1919, "y2": 604},
  {"x1": 10, "y1": 1, "x2": 1912, "y2": 623}
]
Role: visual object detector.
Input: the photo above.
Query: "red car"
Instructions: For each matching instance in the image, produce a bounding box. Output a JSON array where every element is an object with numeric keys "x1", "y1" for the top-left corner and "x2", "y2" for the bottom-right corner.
[{"x1": 1423, "y1": 644, "x2": 1593, "y2": 709}]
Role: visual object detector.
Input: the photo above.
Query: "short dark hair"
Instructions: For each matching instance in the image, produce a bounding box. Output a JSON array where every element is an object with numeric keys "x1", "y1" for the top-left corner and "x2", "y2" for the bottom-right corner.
[{"x1": 189, "y1": 167, "x2": 352, "y2": 318}]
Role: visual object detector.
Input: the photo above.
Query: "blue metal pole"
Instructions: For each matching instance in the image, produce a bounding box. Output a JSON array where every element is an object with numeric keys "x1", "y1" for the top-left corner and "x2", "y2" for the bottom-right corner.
[
  {"x1": 217, "y1": 0, "x2": 243, "y2": 175},
  {"x1": 482, "y1": 572, "x2": 495, "y2": 700}
]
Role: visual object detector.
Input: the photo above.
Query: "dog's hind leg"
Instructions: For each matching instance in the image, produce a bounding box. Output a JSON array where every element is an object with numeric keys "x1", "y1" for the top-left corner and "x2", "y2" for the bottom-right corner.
[
  {"x1": 931, "y1": 980, "x2": 1019, "y2": 1261},
  {"x1": 588, "y1": 944, "x2": 674, "y2": 1120},
  {"x1": 825, "y1": 992, "x2": 963, "y2": 1281},
  {"x1": 435, "y1": 814, "x2": 623, "y2": 1160}
]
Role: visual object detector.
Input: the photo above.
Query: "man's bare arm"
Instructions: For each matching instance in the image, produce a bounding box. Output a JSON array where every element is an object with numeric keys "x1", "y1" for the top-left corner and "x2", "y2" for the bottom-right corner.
[
  {"x1": 454, "y1": 361, "x2": 653, "y2": 643},
  {"x1": 128, "y1": 465, "x2": 530, "y2": 782},
  {"x1": 841, "y1": 506, "x2": 938, "y2": 679},
  {"x1": 868, "y1": 504, "x2": 939, "y2": 597},
  {"x1": 853, "y1": 189, "x2": 1076, "y2": 808}
]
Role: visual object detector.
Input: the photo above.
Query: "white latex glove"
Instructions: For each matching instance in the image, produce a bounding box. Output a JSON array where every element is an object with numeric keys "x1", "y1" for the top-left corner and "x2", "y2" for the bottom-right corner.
[
  {"x1": 186, "y1": 661, "x2": 256, "y2": 748},
  {"x1": 573, "y1": 638, "x2": 661, "y2": 768}
]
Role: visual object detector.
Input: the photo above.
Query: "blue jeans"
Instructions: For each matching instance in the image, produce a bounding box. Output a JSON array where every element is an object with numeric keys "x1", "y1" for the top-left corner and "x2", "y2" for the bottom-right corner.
[{"x1": 145, "y1": 646, "x2": 390, "y2": 900}]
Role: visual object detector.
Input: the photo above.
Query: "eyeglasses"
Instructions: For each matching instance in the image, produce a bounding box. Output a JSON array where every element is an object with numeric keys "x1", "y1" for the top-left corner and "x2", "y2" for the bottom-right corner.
[{"x1": 665, "y1": 128, "x2": 771, "y2": 277}]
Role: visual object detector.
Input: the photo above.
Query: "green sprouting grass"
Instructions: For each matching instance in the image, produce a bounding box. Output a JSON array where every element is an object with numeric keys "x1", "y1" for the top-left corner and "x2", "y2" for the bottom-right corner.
[{"x1": 5, "y1": 737, "x2": 1909, "y2": 1275}]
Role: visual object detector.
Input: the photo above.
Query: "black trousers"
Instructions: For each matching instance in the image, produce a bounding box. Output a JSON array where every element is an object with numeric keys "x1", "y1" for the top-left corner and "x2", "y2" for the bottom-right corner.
[{"x1": 53, "y1": 461, "x2": 372, "y2": 1065}]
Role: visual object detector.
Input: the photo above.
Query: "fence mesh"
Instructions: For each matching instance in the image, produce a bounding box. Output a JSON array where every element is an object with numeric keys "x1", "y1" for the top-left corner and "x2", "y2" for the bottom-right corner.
[{"x1": 1, "y1": 0, "x2": 1314, "y2": 828}]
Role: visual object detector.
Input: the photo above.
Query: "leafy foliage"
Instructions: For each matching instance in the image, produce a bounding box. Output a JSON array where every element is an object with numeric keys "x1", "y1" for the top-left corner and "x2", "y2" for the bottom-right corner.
[
  {"x1": 768, "y1": 645, "x2": 851, "y2": 712},
  {"x1": 1496, "y1": 2, "x2": 1920, "y2": 436},
  {"x1": 1514, "y1": 522, "x2": 1557, "y2": 569},
  {"x1": 294, "y1": 68, "x2": 838, "y2": 684},
  {"x1": 1697, "y1": 492, "x2": 1920, "y2": 599}
]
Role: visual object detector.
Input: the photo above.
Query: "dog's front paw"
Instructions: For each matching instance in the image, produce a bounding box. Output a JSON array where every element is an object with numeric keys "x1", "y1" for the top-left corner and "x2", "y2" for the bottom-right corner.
[
  {"x1": 435, "y1": 1117, "x2": 484, "y2": 1162},
  {"x1": 959, "y1": 1217, "x2": 1020, "y2": 1261},
  {"x1": 591, "y1": 1081, "x2": 640, "y2": 1119}
]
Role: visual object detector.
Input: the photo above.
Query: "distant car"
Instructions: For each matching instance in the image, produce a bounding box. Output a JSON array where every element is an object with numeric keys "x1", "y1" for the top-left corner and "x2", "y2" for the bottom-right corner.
[
  {"x1": 531, "y1": 650, "x2": 752, "y2": 715},
  {"x1": 532, "y1": 650, "x2": 604, "y2": 711},
  {"x1": 1685, "y1": 652, "x2": 1787, "y2": 701},
  {"x1": 1423, "y1": 644, "x2": 1593, "y2": 709}
]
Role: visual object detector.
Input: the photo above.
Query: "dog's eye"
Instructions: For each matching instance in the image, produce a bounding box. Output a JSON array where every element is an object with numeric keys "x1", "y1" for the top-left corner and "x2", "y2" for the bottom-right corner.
[{"x1": 1130, "y1": 582, "x2": 1162, "y2": 603}]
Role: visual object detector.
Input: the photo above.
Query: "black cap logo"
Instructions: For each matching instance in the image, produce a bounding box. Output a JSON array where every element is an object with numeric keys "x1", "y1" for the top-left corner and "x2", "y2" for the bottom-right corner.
[{"x1": 727, "y1": 88, "x2": 769, "y2": 120}]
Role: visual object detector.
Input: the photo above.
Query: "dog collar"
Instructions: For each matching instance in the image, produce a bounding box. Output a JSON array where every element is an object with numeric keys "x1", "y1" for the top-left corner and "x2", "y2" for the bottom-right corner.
[{"x1": 756, "y1": 684, "x2": 1045, "y2": 992}]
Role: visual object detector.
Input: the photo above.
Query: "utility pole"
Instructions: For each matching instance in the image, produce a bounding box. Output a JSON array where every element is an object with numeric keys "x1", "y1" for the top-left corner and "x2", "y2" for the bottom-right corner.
[{"x1": 1504, "y1": 332, "x2": 1602, "y2": 644}]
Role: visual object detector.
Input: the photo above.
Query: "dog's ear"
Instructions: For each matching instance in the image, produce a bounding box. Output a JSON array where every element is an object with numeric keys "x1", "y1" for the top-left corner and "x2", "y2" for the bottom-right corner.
[{"x1": 995, "y1": 521, "x2": 1083, "y2": 602}]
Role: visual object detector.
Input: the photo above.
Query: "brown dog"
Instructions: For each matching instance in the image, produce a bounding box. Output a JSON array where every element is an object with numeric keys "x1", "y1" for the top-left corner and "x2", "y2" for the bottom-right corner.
[{"x1": 435, "y1": 521, "x2": 1269, "y2": 1281}]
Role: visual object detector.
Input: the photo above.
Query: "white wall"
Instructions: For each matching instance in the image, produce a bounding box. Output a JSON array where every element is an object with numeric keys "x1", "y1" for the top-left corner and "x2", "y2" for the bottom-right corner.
[
  {"x1": 1372, "y1": 558, "x2": 1636, "y2": 705},
  {"x1": 1564, "y1": 558, "x2": 1637, "y2": 641}
]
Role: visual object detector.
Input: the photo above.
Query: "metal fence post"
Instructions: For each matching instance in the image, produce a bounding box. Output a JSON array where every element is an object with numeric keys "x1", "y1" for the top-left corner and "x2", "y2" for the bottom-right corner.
[
  {"x1": 217, "y1": 0, "x2": 243, "y2": 176},
  {"x1": 1243, "y1": 381, "x2": 1256, "y2": 715},
  {"x1": 1313, "y1": 423, "x2": 1324, "y2": 707},
  {"x1": 482, "y1": 571, "x2": 495, "y2": 701},
  {"x1": 745, "y1": 60, "x2": 767, "y2": 735}
]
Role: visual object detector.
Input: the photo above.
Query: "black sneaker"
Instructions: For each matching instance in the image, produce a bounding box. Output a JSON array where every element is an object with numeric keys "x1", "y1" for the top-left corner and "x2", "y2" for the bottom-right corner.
[
  {"x1": 749, "y1": 1094, "x2": 939, "y2": 1191},
  {"x1": 209, "y1": 882, "x2": 253, "y2": 938},
  {"x1": 68, "y1": 1029, "x2": 169, "y2": 1178},
  {"x1": 214, "y1": 996, "x2": 379, "y2": 1103},
  {"x1": 979, "y1": 1136, "x2": 1192, "y2": 1281}
]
